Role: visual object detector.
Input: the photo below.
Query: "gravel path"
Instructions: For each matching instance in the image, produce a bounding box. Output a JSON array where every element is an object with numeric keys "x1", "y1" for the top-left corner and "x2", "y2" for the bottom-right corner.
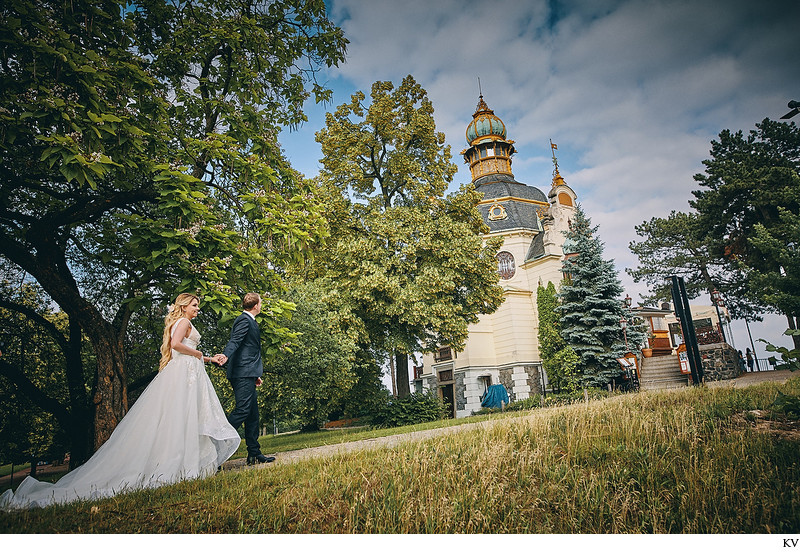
[{"x1": 221, "y1": 418, "x2": 500, "y2": 471}]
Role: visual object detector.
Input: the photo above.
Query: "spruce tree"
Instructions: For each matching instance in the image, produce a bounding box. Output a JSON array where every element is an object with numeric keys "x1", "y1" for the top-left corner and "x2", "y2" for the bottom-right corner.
[{"x1": 557, "y1": 205, "x2": 630, "y2": 387}]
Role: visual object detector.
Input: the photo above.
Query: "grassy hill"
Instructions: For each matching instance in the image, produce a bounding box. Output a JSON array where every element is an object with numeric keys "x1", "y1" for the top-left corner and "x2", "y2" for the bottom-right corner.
[{"x1": 2, "y1": 379, "x2": 800, "y2": 533}]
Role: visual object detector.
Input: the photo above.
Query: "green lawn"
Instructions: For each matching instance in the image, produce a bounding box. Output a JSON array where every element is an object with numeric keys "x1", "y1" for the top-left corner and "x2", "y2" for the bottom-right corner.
[
  {"x1": 3, "y1": 380, "x2": 800, "y2": 533},
  {"x1": 0, "y1": 464, "x2": 29, "y2": 478}
]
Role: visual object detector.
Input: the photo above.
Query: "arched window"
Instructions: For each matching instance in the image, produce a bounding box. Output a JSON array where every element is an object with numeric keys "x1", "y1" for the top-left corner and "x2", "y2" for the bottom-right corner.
[{"x1": 558, "y1": 192, "x2": 573, "y2": 206}]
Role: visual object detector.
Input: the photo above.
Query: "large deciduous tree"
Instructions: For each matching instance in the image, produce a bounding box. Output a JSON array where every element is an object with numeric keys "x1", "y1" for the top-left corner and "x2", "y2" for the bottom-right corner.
[
  {"x1": 314, "y1": 76, "x2": 504, "y2": 398},
  {"x1": 0, "y1": 0, "x2": 346, "y2": 454},
  {"x1": 691, "y1": 119, "x2": 800, "y2": 347},
  {"x1": 558, "y1": 205, "x2": 629, "y2": 388},
  {"x1": 260, "y1": 281, "x2": 358, "y2": 431}
]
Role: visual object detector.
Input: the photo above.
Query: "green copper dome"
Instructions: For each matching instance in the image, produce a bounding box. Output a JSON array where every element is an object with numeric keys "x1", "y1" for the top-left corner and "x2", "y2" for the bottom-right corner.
[{"x1": 466, "y1": 95, "x2": 506, "y2": 143}]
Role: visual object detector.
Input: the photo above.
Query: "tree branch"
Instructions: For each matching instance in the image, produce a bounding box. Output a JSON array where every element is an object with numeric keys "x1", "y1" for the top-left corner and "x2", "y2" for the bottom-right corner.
[
  {"x1": 0, "y1": 358, "x2": 72, "y2": 427},
  {"x1": 0, "y1": 298, "x2": 69, "y2": 352}
]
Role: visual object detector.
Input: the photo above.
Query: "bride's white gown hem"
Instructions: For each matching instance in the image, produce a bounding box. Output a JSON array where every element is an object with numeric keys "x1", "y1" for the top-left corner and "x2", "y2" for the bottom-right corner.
[{"x1": 0, "y1": 323, "x2": 240, "y2": 510}]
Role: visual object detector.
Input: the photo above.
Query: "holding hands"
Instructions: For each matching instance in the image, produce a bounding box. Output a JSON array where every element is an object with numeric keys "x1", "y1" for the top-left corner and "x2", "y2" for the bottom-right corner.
[{"x1": 210, "y1": 353, "x2": 227, "y2": 365}]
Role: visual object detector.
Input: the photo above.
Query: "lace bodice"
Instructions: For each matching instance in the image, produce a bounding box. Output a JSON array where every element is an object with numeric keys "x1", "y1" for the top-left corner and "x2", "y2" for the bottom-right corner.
[{"x1": 171, "y1": 321, "x2": 201, "y2": 352}]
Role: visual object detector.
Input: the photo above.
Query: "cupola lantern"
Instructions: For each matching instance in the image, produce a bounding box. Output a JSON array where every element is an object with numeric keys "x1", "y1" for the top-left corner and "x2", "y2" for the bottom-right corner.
[{"x1": 461, "y1": 95, "x2": 516, "y2": 181}]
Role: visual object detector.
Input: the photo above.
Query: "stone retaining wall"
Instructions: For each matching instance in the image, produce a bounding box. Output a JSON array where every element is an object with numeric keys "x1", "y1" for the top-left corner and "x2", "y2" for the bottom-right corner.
[{"x1": 699, "y1": 342, "x2": 743, "y2": 382}]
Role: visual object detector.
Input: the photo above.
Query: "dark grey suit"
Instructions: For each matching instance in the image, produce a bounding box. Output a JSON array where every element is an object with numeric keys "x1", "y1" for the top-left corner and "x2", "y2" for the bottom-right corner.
[{"x1": 222, "y1": 312, "x2": 263, "y2": 456}]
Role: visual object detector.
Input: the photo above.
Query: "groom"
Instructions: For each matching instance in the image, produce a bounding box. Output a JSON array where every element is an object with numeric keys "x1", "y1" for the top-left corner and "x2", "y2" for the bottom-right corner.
[{"x1": 218, "y1": 292, "x2": 275, "y2": 465}]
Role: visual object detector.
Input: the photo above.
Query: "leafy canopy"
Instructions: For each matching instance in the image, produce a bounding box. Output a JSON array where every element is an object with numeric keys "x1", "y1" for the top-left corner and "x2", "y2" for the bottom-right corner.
[
  {"x1": 0, "y1": 0, "x2": 347, "y2": 448},
  {"x1": 314, "y1": 76, "x2": 504, "y2": 357},
  {"x1": 691, "y1": 118, "x2": 800, "y2": 329},
  {"x1": 537, "y1": 281, "x2": 579, "y2": 394}
]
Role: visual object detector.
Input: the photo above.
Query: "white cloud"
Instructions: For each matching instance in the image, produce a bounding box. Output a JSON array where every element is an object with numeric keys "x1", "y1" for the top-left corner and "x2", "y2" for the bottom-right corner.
[{"x1": 282, "y1": 0, "x2": 800, "y2": 354}]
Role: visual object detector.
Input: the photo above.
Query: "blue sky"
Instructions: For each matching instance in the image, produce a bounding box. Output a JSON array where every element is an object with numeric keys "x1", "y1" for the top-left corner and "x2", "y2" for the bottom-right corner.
[{"x1": 278, "y1": 0, "x2": 800, "y2": 360}]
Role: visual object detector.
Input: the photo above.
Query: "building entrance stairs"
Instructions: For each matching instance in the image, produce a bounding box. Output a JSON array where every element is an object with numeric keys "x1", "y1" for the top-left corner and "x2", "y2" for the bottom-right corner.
[{"x1": 639, "y1": 354, "x2": 689, "y2": 391}]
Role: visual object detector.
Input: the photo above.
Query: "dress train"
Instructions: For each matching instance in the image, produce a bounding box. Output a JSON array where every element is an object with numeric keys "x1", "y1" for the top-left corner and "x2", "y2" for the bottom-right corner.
[{"x1": 0, "y1": 323, "x2": 240, "y2": 509}]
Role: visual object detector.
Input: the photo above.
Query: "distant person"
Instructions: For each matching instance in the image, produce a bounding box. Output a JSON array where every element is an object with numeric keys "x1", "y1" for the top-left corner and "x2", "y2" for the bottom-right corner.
[
  {"x1": 746, "y1": 348, "x2": 754, "y2": 372},
  {"x1": 738, "y1": 350, "x2": 746, "y2": 372}
]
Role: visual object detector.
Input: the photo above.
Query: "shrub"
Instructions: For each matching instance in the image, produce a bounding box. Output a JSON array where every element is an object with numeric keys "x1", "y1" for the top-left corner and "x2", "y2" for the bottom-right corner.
[
  {"x1": 371, "y1": 391, "x2": 448, "y2": 428},
  {"x1": 769, "y1": 391, "x2": 800, "y2": 420}
]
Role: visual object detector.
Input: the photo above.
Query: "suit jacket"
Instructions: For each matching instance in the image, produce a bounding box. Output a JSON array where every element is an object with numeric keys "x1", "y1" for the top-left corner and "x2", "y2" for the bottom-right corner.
[{"x1": 222, "y1": 312, "x2": 263, "y2": 379}]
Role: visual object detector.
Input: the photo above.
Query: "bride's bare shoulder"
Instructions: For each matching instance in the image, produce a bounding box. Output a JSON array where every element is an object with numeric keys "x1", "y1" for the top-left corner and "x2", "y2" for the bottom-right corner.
[{"x1": 171, "y1": 317, "x2": 192, "y2": 336}]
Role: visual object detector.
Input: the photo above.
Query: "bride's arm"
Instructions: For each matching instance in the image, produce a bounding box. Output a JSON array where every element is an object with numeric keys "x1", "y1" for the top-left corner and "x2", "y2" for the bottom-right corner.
[{"x1": 170, "y1": 318, "x2": 210, "y2": 362}]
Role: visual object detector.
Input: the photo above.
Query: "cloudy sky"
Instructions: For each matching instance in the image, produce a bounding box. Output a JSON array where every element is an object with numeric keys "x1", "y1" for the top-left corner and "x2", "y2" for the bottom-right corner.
[{"x1": 278, "y1": 0, "x2": 800, "y2": 360}]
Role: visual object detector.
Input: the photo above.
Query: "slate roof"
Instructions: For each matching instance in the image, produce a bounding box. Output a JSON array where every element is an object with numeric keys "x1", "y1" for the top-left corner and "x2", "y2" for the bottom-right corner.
[
  {"x1": 476, "y1": 174, "x2": 547, "y2": 234},
  {"x1": 475, "y1": 173, "x2": 548, "y2": 203},
  {"x1": 525, "y1": 232, "x2": 546, "y2": 262}
]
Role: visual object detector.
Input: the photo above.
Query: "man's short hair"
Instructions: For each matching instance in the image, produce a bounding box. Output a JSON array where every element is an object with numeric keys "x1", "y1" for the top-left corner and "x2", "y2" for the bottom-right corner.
[{"x1": 242, "y1": 292, "x2": 261, "y2": 310}]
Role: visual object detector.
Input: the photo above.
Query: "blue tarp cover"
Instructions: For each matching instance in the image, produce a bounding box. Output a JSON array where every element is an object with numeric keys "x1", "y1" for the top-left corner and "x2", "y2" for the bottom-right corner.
[{"x1": 481, "y1": 384, "x2": 509, "y2": 409}]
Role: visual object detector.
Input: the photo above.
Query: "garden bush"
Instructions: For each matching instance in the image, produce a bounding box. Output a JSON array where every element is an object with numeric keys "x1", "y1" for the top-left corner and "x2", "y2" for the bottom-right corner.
[{"x1": 371, "y1": 391, "x2": 448, "y2": 428}]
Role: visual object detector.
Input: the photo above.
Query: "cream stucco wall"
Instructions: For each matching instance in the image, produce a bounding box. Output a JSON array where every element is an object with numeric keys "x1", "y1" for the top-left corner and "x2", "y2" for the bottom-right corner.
[{"x1": 418, "y1": 170, "x2": 577, "y2": 417}]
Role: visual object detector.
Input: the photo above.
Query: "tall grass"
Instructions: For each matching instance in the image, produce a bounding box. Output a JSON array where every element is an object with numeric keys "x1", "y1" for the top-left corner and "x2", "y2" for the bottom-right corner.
[{"x1": 2, "y1": 380, "x2": 799, "y2": 533}]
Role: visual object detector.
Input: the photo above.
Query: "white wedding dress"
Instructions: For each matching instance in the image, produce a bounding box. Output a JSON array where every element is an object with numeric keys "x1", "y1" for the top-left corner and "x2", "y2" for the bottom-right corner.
[{"x1": 0, "y1": 322, "x2": 241, "y2": 510}]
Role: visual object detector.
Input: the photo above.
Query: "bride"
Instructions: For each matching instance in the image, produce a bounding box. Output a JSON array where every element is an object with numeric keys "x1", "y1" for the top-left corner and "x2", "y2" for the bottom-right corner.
[{"x1": 0, "y1": 293, "x2": 241, "y2": 510}]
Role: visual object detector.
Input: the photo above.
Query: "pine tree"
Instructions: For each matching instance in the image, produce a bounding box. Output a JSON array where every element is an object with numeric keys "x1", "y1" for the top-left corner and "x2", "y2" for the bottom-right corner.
[
  {"x1": 537, "y1": 281, "x2": 579, "y2": 393},
  {"x1": 557, "y1": 205, "x2": 629, "y2": 387}
]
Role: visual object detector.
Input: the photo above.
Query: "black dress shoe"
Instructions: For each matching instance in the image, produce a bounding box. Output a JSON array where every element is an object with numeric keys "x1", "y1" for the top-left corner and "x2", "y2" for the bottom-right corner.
[{"x1": 247, "y1": 454, "x2": 276, "y2": 465}]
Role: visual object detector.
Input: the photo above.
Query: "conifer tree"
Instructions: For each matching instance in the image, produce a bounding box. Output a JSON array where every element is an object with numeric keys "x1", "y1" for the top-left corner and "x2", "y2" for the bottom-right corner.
[
  {"x1": 557, "y1": 205, "x2": 630, "y2": 387},
  {"x1": 536, "y1": 281, "x2": 579, "y2": 393}
]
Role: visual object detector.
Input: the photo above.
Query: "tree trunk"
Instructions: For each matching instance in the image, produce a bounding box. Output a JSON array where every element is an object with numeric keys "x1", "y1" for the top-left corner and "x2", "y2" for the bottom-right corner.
[
  {"x1": 9, "y1": 242, "x2": 129, "y2": 452},
  {"x1": 395, "y1": 351, "x2": 410, "y2": 398},
  {"x1": 787, "y1": 314, "x2": 800, "y2": 350},
  {"x1": 64, "y1": 318, "x2": 93, "y2": 467},
  {"x1": 389, "y1": 354, "x2": 397, "y2": 398},
  {"x1": 84, "y1": 322, "x2": 128, "y2": 450}
]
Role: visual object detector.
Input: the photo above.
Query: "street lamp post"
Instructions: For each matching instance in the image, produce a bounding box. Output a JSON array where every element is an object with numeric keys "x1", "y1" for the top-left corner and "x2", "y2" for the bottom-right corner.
[
  {"x1": 710, "y1": 288, "x2": 727, "y2": 344},
  {"x1": 620, "y1": 316, "x2": 629, "y2": 351},
  {"x1": 622, "y1": 294, "x2": 632, "y2": 351},
  {"x1": 620, "y1": 294, "x2": 640, "y2": 391}
]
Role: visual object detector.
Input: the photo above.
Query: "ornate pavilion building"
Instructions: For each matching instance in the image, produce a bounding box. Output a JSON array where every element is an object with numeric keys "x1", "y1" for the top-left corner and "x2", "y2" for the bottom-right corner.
[{"x1": 418, "y1": 95, "x2": 578, "y2": 417}]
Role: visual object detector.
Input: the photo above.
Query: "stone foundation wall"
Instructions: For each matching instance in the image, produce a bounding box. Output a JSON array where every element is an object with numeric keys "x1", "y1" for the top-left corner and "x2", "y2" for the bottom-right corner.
[
  {"x1": 498, "y1": 367, "x2": 515, "y2": 402},
  {"x1": 455, "y1": 371, "x2": 466, "y2": 412},
  {"x1": 524, "y1": 364, "x2": 543, "y2": 395},
  {"x1": 699, "y1": 342, "x2": 743, "y2": 381}
]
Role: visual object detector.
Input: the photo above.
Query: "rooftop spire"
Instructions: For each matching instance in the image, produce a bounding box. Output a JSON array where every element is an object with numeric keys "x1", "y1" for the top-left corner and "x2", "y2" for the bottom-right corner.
[{"x1": 550, "y1": 139, "x2": 566, "y2": 188}]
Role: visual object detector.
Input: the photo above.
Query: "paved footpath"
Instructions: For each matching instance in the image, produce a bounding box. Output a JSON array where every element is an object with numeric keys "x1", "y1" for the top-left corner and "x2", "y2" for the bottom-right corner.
[{"x1": 705, "y1": 369, "x2": 800, "y2": 388}]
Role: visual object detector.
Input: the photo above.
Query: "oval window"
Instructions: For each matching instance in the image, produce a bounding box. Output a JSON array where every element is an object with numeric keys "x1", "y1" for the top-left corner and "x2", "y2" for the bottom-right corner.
[{"x1": 496, "y1": 251, "x2": 515, "y2": 279}]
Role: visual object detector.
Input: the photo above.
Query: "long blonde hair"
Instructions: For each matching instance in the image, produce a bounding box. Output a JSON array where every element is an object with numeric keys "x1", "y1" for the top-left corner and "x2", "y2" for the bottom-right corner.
[{"x1": 159, "y1": 293, "x2": 199, "y2": 371}]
